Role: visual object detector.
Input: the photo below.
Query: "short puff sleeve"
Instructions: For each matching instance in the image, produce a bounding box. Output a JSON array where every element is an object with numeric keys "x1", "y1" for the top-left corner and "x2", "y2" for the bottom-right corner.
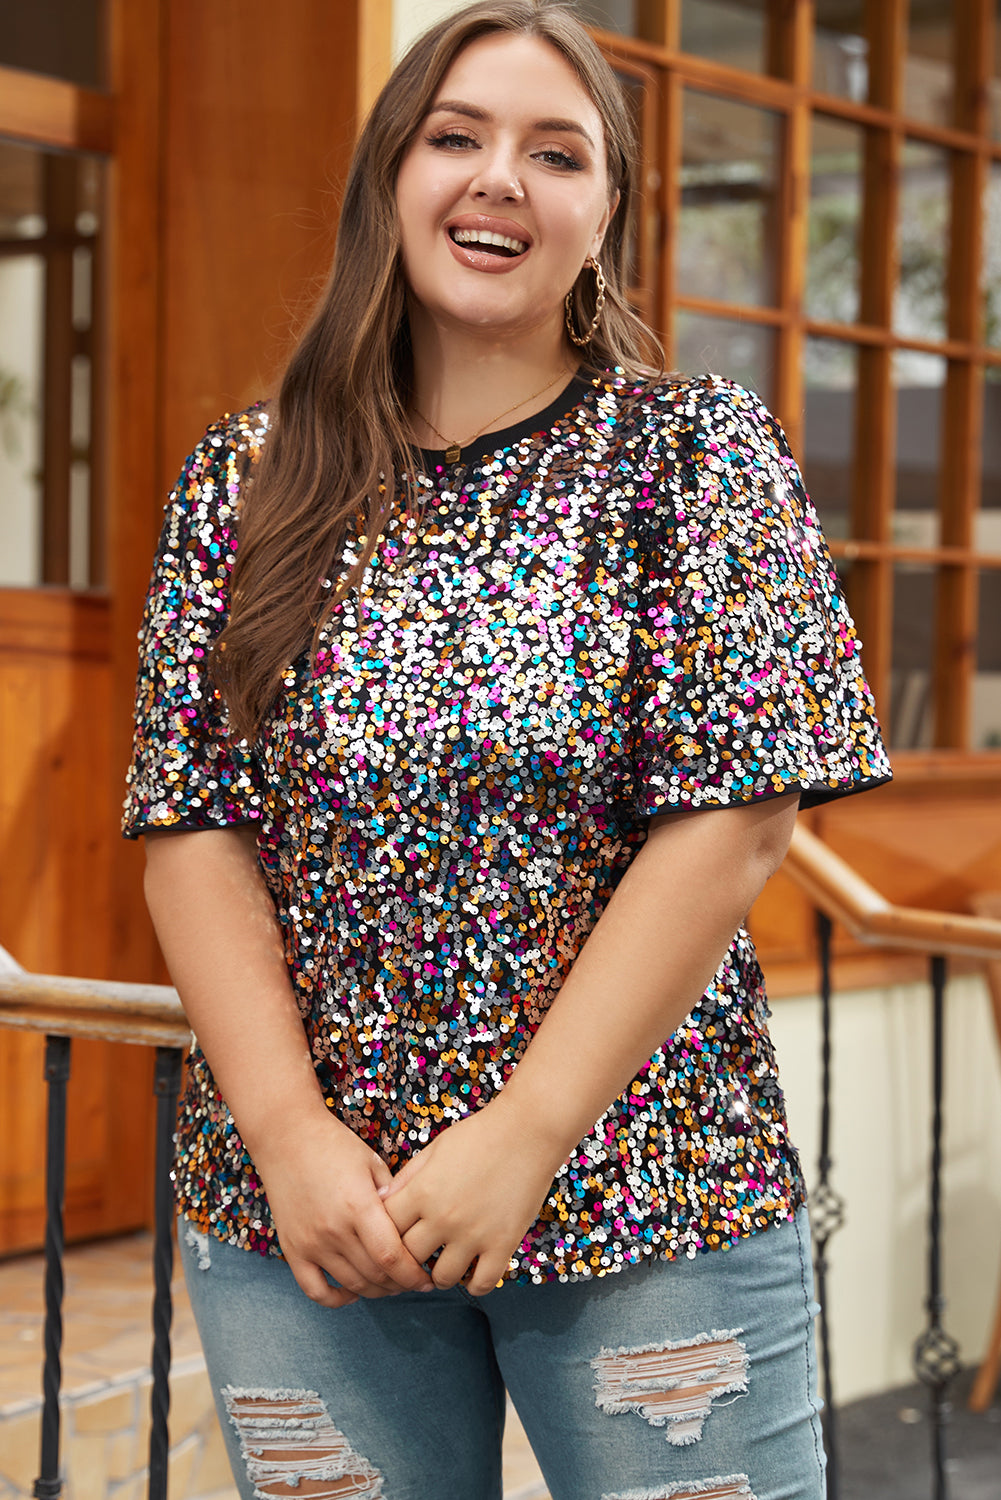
[
  {"x1": 122, "y1": 410, "x2": 268, "y2": 837},
  {"x1": 633, "y1": 378, "x2": 891, "y2": 813}
]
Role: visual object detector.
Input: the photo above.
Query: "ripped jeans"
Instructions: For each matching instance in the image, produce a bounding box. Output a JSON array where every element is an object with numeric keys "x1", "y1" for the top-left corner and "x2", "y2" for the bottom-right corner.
[{"x1": 178, "y1": 1207, "x2": 825, "y2": 1500}]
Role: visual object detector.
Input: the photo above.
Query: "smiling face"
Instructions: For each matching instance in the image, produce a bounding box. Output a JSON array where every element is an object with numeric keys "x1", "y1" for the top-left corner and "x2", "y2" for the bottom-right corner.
[{"x1": 395, "y1": 31, "x2": 617, "y2": 346}]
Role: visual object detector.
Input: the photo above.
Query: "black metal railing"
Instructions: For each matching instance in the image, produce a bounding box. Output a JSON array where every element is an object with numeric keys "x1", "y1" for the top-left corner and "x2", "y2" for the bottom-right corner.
[
  {"x1": 0, "y1": 946, "x2": 188, "y2": 1500},
  {"x1": 788, "y1": 824, "x2": 1001, "y2": 1500}
]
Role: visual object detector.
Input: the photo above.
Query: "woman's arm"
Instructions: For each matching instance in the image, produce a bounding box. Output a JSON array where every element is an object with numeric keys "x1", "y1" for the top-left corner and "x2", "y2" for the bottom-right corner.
[
  {"x1": 381, "y1": 792, "x2": 800, "y2": 1293},
  {"x1": 143, "y1": 826, "x2": 433, "y2": 1304}
]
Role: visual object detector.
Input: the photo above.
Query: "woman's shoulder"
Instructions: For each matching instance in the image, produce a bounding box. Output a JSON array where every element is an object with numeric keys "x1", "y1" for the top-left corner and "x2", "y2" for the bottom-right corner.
[
  {"x1": 176, "y1": 401, "x2": 271, "y2": 487},
  {"x1": 603, "y1": 367, "x2": 774, "y2": 424},
  {"x1": 589, "y1": 368, "x2": 781, "y2": 454},
  {"x1": 164, "y1": 402, "x2": 271, "y2": 534}
]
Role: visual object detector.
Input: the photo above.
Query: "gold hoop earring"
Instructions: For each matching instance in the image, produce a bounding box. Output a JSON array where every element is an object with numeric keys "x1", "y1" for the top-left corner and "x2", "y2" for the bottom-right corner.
[{"x1": 564, "y1": 257, "x2": 607, "y2": 347}]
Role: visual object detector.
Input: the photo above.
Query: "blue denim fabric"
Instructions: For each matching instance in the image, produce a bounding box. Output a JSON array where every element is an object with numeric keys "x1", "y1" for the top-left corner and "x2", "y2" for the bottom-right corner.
[{"x1": 178, "y1": 1207, "x2": 825, "y2": 1500}]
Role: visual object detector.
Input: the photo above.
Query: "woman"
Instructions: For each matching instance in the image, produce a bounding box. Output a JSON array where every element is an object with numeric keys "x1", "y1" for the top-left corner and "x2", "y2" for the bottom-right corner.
[{"x1": 124, "y1": 4, "x2": 890, "y2": 1497}]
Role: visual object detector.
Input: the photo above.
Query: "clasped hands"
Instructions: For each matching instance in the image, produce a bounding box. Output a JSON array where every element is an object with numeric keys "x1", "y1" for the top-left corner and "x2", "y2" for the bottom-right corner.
[{"x1": 258, "y1": 1100, "x2": 563, "y2": 1308}]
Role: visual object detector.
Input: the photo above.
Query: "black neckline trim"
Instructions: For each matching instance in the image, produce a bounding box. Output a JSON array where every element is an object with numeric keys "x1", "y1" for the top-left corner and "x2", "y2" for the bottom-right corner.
[{"x1": 416, "y1": 373, "x2": 595, "y2": 470}]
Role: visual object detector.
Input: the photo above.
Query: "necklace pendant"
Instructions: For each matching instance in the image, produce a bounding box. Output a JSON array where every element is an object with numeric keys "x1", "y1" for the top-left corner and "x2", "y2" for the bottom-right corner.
[{"x1": 445, "y1": 442, "x2": 462, "y2": 465}]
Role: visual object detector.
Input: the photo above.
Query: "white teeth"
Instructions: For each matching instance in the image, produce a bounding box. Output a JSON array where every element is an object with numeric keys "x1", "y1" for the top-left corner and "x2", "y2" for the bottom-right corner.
[{"x1": 452, "y1": 228, "x2": 528, "y2": 254}]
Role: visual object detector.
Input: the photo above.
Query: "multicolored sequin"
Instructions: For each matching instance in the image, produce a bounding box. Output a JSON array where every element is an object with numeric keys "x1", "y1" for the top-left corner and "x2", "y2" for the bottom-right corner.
[{"x1": 123, "y1": 371, "x2": 890, "y2": 1282}]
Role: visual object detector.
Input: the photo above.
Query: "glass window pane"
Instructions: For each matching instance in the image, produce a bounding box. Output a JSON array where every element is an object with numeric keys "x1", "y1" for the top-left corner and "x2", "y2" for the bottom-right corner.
[
  {"x1": 613, "y1": 66, "x2": 651, "y2": 301},
  {"x1": 0, "y1": 141, "x2": 103, "y2": 589},
  {"x1": 890, "y1": 564, "x2": 936, "y2": 749},
  {"x1": 0, "y1": 256, "x2": 43, "y2": 584},
  {"x1": 978, "y1": 376, "x2": 1001, "y2": 554},
  {"x1": 807, "y1": 116, "x2": 864, "y2": 324},
  {"x1": 678, "y1": 91, "x2": 781, "y2": 306},
  {"x1": 572, "y1": 0, "x2": 638, "y2": 33},
  {"x1": 0, "y1": 0, "x2": 106, "y2": 90},
  {"x1": 813, "y1": 0, "x2": 868, "y2": 101},
  {"x1": 973, "y1": 570, "x2": 1001, "y2": 747},
  {"x1": 893, "y1": 350, "x2": 946, "y2": 550},
  {"x1": 673, "y1": 313, "x2": 775, "y2": 401},
  {"x1": 985, "y1": 164, "x2": 1001, "y2": 349},
  {"x1": 904, "y1": 0, "x2": 954, "y2": 128},
  {"x1": 803, "y1": 338, "x2": 858, "y2": 543},
  {"x1": 894, "y1": 140, "x2": 951, "y2": 343},
  {"x1": 680, "y1": 0, "x2": 769, "y2": 73}
]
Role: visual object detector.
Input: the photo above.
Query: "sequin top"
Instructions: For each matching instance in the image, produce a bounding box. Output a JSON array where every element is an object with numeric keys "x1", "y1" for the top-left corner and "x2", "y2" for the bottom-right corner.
[{"x1": 124, "y1": 370, "x2": 890, "y2": 1282}]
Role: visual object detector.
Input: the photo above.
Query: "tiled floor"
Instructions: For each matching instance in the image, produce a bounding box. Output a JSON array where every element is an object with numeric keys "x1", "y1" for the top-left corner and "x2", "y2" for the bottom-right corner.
[{"x1": 0, "y1": 1233, "x2": 550, "y2": 1499}]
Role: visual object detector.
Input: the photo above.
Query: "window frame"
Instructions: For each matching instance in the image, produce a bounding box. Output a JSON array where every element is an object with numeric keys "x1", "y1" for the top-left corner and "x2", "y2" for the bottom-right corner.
[{"x1": 595, "y1": 0, "x2": 1001, "y2": 760}]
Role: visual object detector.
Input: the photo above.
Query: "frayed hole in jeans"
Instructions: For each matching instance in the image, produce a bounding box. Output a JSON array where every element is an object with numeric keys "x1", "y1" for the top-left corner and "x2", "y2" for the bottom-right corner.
[
  {"x1": 592, "y1": 1329, "x2": 748, "y2": 1446},
  {"x1": 183, "y1": 1222, "x2": 211, "y2": 1271},
  {"x1": 601, "y1": 1477, "x2": 756, "y2": 1500},
  {"x1": 222, "y1": 1387, "x2": 383, "y2": 1498}
]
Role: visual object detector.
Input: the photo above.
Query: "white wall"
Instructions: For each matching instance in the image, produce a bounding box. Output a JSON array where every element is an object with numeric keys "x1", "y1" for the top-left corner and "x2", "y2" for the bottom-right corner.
[
  {"x1": 393, "y1": 0, "x2": 468, "y2": 61},
  {"x1": 769, "y1": 973, "x2": 1001, "y2": 1404}
]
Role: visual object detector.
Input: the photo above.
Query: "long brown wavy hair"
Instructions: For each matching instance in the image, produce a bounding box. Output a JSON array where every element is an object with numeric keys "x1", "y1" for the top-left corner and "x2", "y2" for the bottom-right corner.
[{"x1": 213, "y1": 0, "x2": 661, "y2": 743}]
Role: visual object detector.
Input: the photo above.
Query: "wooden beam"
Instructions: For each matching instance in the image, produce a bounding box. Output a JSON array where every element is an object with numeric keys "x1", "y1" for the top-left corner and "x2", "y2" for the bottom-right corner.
[
  {"x1": 772, "y1": 0, "x2": 812, "y2": 445},
  {"x1": 636, "y1": 1, "x2": 679, "y2": 49},
  {"x1": 0, "y1": 66, "x2": 113, "y2": 153},
  {"x1": 40, "y1": 155, "x2": 77, "y2": 585},
  {"x1": 105, "y1": 0, "x2": 165, "y2": 990},
  {"x1": 931, "y1": 0, "x2": 993, "y2": 748},
  {"x1": 829, "y1": 537, "x2": 1001, "y2": 571}
]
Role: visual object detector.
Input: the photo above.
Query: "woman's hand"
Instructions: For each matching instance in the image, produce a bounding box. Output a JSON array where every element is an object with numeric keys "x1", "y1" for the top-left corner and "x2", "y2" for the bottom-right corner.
[
  {"x1": 378, "y1": 1101, "x2": 562, "y2": 1296},
  {"x1": 253, "y1": 1109, "x2": 436, "y2": 1308},
  {"x1": 143, "y1": 829, "x2": 433, "y2": 1309}
]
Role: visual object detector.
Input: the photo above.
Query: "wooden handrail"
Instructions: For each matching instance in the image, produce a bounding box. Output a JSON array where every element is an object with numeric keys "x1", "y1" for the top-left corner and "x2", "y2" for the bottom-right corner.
[
  {"x1": 0, "y1": 944, "x2": 188, "y2": 1048},
  {"x1": 785, "y1": 825, "x2": 1001, "y2": 961}
]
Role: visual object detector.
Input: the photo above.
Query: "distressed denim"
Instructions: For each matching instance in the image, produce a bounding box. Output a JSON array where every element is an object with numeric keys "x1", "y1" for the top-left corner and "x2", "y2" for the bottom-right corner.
[{"x1": 178, "y1": 1207, "x2": 825, "y2": 1500}]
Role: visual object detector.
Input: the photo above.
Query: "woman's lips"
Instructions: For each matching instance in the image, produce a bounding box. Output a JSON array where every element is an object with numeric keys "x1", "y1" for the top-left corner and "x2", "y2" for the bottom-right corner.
[
  {"x1": 445, "y1": 232, "x2": 528, "y2": 274},
  {"x1": 444, "y1": 216, "x2": 531, "y2": 273},
  {"x1": 450, "y1": 227, "x2": 528, "y2": 255}
]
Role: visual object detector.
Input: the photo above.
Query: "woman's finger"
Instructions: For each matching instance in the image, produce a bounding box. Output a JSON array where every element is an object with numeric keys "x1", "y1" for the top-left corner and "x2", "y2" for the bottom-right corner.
[
  {"x1": 379, "y1": 1147, "x2": 427, "y2": 1198},
  {"x1": 354, "y1": 1205, "x2": 435, "y2": 1292},
  {"x1": 464, "y1": 1251, "x2": 509, "y2": 1297},
  {"x1": 429, "y1": 1241, "x2": 477, "y2": 1290},
  {"x1": 380, "y1": 1184, "x2": 423, "y2": 1237},
  {"x1": 400, "y1": 1221, "x2": 447, "y2": 1268},
  {"x1": 285, "y1": 1255, "x2": 360, "y2": 1309}
]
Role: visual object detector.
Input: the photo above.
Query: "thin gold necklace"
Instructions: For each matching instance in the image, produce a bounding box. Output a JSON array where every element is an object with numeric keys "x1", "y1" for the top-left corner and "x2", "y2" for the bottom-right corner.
[{"x1": 412, "y1": 367, "x2": 571, "y2": 465}]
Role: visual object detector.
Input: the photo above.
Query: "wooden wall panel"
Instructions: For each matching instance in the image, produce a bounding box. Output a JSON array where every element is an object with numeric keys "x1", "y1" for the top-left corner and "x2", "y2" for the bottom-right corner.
[
  {"x1": 0, "y1": 592, "x2": 154, "y2": 1252},
  {"x1": 159, "y1": 0, "x2": 363, "y2": 479},
  {"x1": 107, "y1": 0, "x2": 388, "y2": 992}
]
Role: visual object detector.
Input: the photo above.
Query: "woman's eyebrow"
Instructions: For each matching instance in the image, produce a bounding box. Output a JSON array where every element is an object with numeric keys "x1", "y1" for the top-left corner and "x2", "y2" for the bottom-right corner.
[{"x1": 427, "y1": 100, "x2": 595, "y2": 149}]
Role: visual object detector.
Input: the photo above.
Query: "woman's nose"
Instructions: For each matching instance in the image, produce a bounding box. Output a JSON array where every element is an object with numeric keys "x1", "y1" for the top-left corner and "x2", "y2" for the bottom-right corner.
[{"x1": 469, "y1": 149, "x2": 525, "y2": 203}]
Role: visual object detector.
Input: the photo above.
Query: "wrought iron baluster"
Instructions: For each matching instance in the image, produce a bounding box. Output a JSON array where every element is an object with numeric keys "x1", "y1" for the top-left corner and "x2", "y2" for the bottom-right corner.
[
  {"x1": 33, "y1": 1034, "x2": 72, "y2": 1500},
  {"x1": 148, "y1": 1045, "x2": 183, "y2": 1500},
  {"x1": 913, "y1": 954, "x2": 961, "y2": 1500},
  {"x1": 810, "y1": 909, "x2": 845, "y2": 1500}
]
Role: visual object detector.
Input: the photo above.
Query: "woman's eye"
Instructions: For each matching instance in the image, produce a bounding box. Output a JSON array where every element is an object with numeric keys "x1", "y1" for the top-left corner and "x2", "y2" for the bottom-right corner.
[
  {"x1": 535, "y1": 148, "x2": 583, "y2": 172},
  {"x1": 426, "y1": 130, "x2": 477, "y2": 151}
]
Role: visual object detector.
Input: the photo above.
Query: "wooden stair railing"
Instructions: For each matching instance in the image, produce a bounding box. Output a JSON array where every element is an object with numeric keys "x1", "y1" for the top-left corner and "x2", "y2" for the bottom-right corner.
[
  {"x1": 782, "y1": 824, "x2": 1001, "y2": 1500},
  {"x1": 0, "y1": 943, "x2": 188, "y2": 1500},
  {"x1": 785, "y1": 824, "x2": 1001, "y2": 961}
]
